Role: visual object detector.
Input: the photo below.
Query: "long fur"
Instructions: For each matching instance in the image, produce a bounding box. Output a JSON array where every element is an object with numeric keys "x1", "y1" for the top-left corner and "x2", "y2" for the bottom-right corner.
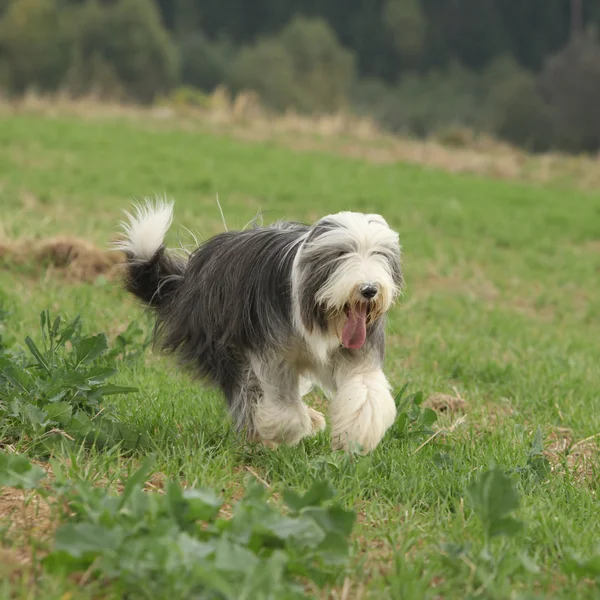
[{"x1": 114, "y1": 198, "x2": 403, "y2": 453}]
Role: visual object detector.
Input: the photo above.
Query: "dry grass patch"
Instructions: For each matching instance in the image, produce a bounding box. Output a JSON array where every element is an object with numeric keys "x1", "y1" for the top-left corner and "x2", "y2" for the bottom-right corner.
[
  {"x1": 4, "y1": 92, "x2": 600, "y2": 191},
  {"x1": 0, "y1": 236, "x2": 125, "y2": 282},
  {"x1": 0, "y1": 481, "x2": 54, "y2": 583},
  {"x1": 424, "y1": 392, "x2": 469, "y2": 415},
  {"x1": 545, "y1": 428, "x2": 600, "y2": 485}
]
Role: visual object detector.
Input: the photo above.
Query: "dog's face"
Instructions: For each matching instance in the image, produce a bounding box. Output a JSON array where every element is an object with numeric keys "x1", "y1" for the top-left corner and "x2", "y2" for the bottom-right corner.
[{"x1": 294, "y1": 212, "x2": 403, "y2": 349}]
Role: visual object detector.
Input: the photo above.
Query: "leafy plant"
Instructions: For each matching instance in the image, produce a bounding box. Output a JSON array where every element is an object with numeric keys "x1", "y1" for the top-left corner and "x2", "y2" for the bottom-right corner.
[
  {"x1": 0, "y1": 310, "x2": 147, "y2": 451},
  {"x1": 105, "y1": 318, "x2": 153, "y2": 365},
  {"x1": 510, "y1": 426, "x2": 551, "y2": 482},
  {"x1": 440, "y1": 467, "x2": 532, "y2": 593},
  {"x1": 391, "y1": 384, "x2": 437, "y2": 440},
  {"x1": 0, "y1": 450, "x2": 46, "y2": 489},
  {"x1": 563, "y1": 549, "x2": 600, "y2": 581},
  {"x1": 0, "y1": 451, "x2": 355, "y2": 599},
  {"x1": 467, "y1": 466, "x2": 523, "y2": 545}
]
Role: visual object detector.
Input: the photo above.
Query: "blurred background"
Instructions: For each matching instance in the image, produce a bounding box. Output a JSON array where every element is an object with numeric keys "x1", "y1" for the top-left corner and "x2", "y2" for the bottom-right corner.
[{"x1": 1, "y1": 0, "x2": 599, "y2": 154}]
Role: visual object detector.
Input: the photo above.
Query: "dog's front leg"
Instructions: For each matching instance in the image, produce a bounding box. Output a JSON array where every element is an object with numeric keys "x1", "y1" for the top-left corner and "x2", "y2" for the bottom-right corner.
[
  {"x1": 330, "y1": 368, "x2": 396, "y2": 453},
  {"x1": 251, "y1": 356, "x2": 326, "y2": 446}
]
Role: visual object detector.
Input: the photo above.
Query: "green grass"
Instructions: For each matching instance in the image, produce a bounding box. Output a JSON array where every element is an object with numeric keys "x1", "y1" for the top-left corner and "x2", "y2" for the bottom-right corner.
[{"x1": 1, "y1": 111, "x2": 600, "y2": 598}]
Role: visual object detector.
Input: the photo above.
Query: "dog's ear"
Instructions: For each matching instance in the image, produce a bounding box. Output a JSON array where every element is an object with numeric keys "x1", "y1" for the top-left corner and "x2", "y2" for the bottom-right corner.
[
  {"x1": 304, "y1": 218, "x2": 338, "y2": 246},
  {"x1": 366, "y1": 214, "x2": 389, "y2": 227}
]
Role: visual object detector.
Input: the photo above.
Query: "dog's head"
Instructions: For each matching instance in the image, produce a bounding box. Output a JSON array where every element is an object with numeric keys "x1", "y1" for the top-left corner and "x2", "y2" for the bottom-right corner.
[{"x1": 293, "y1": 212, "x2": 403, "y2": 350}]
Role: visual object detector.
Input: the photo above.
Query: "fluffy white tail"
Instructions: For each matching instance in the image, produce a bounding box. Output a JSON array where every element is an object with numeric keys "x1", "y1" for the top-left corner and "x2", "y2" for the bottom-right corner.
[{"x1": 113, "y1": 198, "x2": 174, "y2": 260}]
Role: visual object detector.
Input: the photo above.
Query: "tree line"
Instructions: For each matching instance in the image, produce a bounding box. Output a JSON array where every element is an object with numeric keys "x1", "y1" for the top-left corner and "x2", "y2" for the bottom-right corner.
[{"x1": 1, "y1": 0, "x2": 600, "y2": 153}]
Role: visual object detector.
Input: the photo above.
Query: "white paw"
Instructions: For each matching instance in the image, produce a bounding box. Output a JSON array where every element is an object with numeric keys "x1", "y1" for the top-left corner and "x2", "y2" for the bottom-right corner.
[
  {"x1": 307, "y1": 407, "x2": 326, "y2": 434},
  {"x1": 254, "y1": 397, "x2": 313, "y2": 446},
  {"x1": 330, "y1": 372, "x2": 396, "y2": 454}
]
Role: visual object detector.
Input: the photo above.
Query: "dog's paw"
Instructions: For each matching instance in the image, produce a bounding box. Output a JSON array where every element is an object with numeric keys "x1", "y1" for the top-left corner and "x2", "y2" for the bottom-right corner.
[
  {"x1": 331, "y1": 407, "x2": 395, "y2": 453},
  {"x1": 330, "y1": 373, "x2": 396, "y2": 454},
  {"x1": 307, "y1": 407, "x2": 326, "y2": 434}
]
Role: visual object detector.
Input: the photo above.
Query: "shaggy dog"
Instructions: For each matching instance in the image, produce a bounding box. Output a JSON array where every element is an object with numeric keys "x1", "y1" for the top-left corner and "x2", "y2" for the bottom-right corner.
[{"x1": 114, "y1": 200, "x2": 403, "y2": 453}]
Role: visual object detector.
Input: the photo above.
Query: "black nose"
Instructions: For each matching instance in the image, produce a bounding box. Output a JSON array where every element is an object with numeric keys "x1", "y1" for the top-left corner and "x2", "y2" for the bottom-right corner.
[{"x1": 359, "y1": 284, "x2": 378, "y2": 299}]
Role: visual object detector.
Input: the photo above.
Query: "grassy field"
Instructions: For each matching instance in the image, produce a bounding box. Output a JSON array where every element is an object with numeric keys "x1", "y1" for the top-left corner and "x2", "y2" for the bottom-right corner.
[{"x1": 1, "y1": 108, "x2": 600, "y2": 599}]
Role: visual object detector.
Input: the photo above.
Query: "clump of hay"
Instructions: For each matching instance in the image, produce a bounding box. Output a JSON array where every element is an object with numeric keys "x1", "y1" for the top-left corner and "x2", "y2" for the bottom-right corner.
[
  {"x1": 423, "y1": 392, "x2": 469, "y2": 414},
  {"x1": 544, "y1": 428, "x2": 600, "y2": 485},
  {"x1": 0, "y1": 236, "x2": 125, "y2": 282}
]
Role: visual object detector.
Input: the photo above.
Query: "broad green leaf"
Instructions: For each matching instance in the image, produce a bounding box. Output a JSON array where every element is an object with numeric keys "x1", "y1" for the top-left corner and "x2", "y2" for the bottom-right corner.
[
  {"x1": 182, "y1": 488, "x2": 223, "y2": 521},
  {"x1": 393, "y1": 382, "x2": 410, "y2": 410},
  {"x1": 303, "y1": 505, "x2": 356, "y2": 537},
  {"x1": 24, "y1": 336, "x2": 50, "y2": 373},
  {"x1": 467, "y1": 467, "x2": 520, "y2": 520},
  {"x1": 467, "y1": 467, "x2": 522, "y2": 541},
  {"x1": 46, "y1": 390, "x2": 68, "y2": 404},
  {"x1": 564, "y1": 553, "x2": 600, "y2": 579},
  {"x1": 45, "y1": 401, "x2": 73, "y2": 426},
  {"x1": 2, "y1": 364, "x2": 33, "y2": 396},
  {"x1": 42, "y1": 550, "x2": 91, "y2": 575},
  {"x1": 527, "y1": 454, "x2": 551, "y2": 480},
  {"x1": 55, "y1": 315, "x2": 81, "y2": 346},
  {"x1": 99, "y1": 420, "x2": 149, "y2": 450},
  {"x1": 283, "y1": 480, "x2": 335, "y2": 512},
  {"x1": 68, "y1": 411, "x2": 94, "y2": 436},
  {"x1": 93, "y1": 383, "x2": 138, "y2": 397},
  {"x1": 74, "y1": 334, "x2": 108, "y2": 367},
  {"x1": 177, "y1": 532, "x2": 216, "y2": 561},
  {"x1": 58, "y1": 370, "x2": 91, "y2": 389},
  {"x1": 421, "y1": 407, "x2": 438, "y2": 428},
  {"x1": 119, "y1": 455, "x2": 156, "y2": 509},
  {"x1": 394, "y1": 412, "x2": 408, "y2": 434},
  {"x1": 24, "y1": 404, "x2": 49, "y2": 428},
  {"x1": 50, "y1": 315, "x2": 62, "y2": 340},
  {"x1": 412, "y1": 391, "x2": 424, "y2": 406},
  {"x1": 84, "y1": 366, "x2": 118, "y2": 385},
  {"x1": 263, "y1": 514, "x2": 326, "y2": 547},
  {"x1": 519, "y1": 552, "x2": 541, "y2": 574},
  {"x1": 529, "y1": 425, "x2": 545, "y2": 456},
  {"x1": 0, "y1": 452, "x2": 46, "y2": 489},
  {"x1": 488, "y1": 516, "x2": 523, "y2": 539},
  {"x1": 314, "y1": 531, "x2": 351, "y2": 565},
  {"x1": 54, "y1": 522, "x2": 124, "y2": 557},
  {"x1": 213, "y1": 538, "x2": 259, "y2": 573}
]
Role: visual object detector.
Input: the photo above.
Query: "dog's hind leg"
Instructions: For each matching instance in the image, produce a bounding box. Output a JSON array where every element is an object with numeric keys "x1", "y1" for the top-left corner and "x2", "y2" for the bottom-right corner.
[{"x1": 250, "y1": 354, "x2": 325, "y2": 446}]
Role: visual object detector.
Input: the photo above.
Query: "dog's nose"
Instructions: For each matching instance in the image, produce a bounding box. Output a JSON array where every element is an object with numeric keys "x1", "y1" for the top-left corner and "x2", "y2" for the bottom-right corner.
[{"x1": 359, "y1": 284, "x2": 378, "y2": 299}]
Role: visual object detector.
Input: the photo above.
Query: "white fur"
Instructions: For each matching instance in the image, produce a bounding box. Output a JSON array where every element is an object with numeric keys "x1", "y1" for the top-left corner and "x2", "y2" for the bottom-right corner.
[
  {"x1": 330, "y1": 368, "x2": 397, "y2": 453},
  {"x1": 254, "y1": 394, "x2": 326, "y2": 445},
  {"x1": 299, "y1": 376, "x2": 315, "y2": 396},
  {"x1": 291, "y1": 212, "x2": 401, "y2": 357},
  {"x1": 314, "y1": 212, "x2": 401, "y2": 313},
  {"x1": 303, "y1": 330, "x2": 341, "y2": 364},
  {"x1": 113, "y1": 198, "x2": 174, "y2": 260},
  {"x1": 249, "y1": 355, "x2": 326, "y2": 445}
]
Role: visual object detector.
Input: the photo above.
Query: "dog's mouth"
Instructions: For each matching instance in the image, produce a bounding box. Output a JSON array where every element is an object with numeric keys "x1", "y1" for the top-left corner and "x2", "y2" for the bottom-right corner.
[{"x1": 341, "y1": 303, "x2": 369, "y2": 350}]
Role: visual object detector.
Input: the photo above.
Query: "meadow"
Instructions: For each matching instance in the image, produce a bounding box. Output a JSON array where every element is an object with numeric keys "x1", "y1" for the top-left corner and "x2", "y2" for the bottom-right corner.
[{"x1": 1, "y1": 104, "x2": 599, "y2": 599}]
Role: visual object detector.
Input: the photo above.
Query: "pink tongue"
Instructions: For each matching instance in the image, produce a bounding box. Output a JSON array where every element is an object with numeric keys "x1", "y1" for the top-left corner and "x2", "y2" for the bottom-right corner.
[{"x1": 341, "y1": 305, "x2": 368, "y2": 349}]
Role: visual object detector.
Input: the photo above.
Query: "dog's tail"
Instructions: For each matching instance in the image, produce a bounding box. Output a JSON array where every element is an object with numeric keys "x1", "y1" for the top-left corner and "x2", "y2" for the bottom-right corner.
[{"x1": 113, "y1": 198, "x2": 186, "y2": 308}]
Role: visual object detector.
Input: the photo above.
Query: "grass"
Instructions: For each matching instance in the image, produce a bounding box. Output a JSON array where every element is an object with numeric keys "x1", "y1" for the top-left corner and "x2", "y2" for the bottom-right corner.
[{"x1": 0, "y1": 107, "x2": 600, "y2": 598}]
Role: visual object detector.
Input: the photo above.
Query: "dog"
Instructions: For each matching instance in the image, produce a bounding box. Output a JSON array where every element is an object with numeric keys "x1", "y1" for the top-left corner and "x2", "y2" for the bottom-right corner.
[{"x1": 113, "y1": 199, "x2": 403, "y2": 453}]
